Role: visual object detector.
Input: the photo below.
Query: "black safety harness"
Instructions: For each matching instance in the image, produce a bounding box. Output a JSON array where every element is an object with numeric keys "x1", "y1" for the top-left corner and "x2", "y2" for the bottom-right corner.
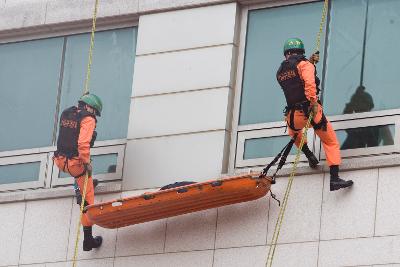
[
  {"x1": 277, "y1": 55, "x2": 327, "y2": 132},
  {"x1": 55, "y1": 106, "x2": 97, "y2": 179}
]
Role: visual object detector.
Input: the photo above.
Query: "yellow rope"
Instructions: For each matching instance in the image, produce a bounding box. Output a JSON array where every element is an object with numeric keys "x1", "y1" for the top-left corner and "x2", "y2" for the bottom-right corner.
[
  {"x1": 265, "y1": 1, "x2": 328, "y2": 266},
  {"x1": 314, "y1": 0, "x2": 329, "y2": 53},
  {"x1": 265, "y1": 112, "x2": 314, "y2": 267},
  {"x1": 72, "y1": 0, "x2": 99, "y2": 266},
  {"x1": 83, "y1": 0, "x2": 99, "y2": 96}
]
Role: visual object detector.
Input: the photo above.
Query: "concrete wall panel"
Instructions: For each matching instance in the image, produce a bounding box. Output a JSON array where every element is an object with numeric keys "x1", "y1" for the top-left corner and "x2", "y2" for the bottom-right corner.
[
  {"x1": 376, "y1": 166, "x2": 400, "y2": 236},
  {"x1": 0, "y1": 202, "x2": 26, "y2": 266},
  {"x1": 123, "y1": 130, "x2": 227, "y2": 190},
  {"x1": 129, "y1": 88, "x2": 230, "y2": 138},
  {"x1": 165, "y1": 209, "x2": 217, "y2": 252},
  {"x1": 267, "y1": 174, "x2": 323, "y2": 244},
  {"x1": 320, "y1": 169, "x2": 378, "y2": 240},
  {"x1": 132, "y1": 45, "x2": 233, "y2": 97},
  {"x1": 19, "y1": 198, "x2": 72, "y2": 264},
  {"x1": 114, "y1": 250, "x2": 213, "y2": 267},
  {"x1": 319, "y1": 236, "x2": 400, "y2": 267},
  {"x1": 215, "y1": 197, "x2": 269, "y2": 248},
  {"x1": 136, "y1": 3, "x2": 236, "y2": 54}
]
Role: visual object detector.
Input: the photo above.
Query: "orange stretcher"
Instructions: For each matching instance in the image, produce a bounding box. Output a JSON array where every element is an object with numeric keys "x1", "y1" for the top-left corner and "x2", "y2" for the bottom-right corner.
[{"x1": 85, "y1": 173, "x2": 272, "y2": 229}]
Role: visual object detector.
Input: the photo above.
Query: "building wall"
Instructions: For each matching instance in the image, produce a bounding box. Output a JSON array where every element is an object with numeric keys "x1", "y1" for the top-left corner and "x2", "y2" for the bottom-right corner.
[{"x1": 1, "y1": 1, "x2": 400, "y2": 267}]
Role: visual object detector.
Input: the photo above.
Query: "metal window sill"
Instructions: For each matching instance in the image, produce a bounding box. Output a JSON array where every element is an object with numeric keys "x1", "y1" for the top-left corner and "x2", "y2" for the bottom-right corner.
[
  {"x1": 234, "y1": 154, "x2": 400, "y2": 177},
  {"x1": 0, "y1": 182, "x2": 122, "y2": 204}
]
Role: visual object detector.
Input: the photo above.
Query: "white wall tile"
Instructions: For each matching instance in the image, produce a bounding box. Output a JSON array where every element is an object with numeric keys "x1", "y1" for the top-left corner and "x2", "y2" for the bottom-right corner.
[
  {"x1": 132, "y1": 45, "x2": 234, "y2": 97},
  {"x1": 19, "y1": 264, "x2": 45, "y2": 267},
  {"x1": 215, "y1": 197, "x2": 269, "y2": 248},
  {"x1": 376, "y1": 167, "x2": 400, "y2": 236},
  {"x1": 165, "y1": 209, "x2": 217, "y2": 252},
  {"x1": 373, "y1": 265, "x2": 400, "y2": 267},
  {"x1": 136, "y1": 3, "x2": 236, "y2": 54},
  {"x1": 0, "y1": 0, "x2": 46, "y2": 30},
  {"x1": 0, "y1": 202, "x2": 25, "y2": 266},
  {"x1": 129, "y1": 88, "x2": 230, "y2": 138},
  {"x1": 115, "y1": 188, "x2": 167, "y2": 257},
  {"x1": 114, "y1": 250, "x2": 213, "y2": 267},
  {"x1": 123, "y1": 130, "x2": 227, "y2": 190},
  {"x1": 45, "y1": 0, "x2": 139, "y2": 24},
  {"x1": 46, "y1": 258, "x2": 114, "y2": 267},
  {"x1": 267, "y1": 174, "x2": 323, "y2": 244},
  {"x1": 214, "y1": 242, "x2": 318, "y2": 267},
  {"x1": 116, "y1": 187, "x2": 168, "y2": 257},
  {"x1": 213, "y1": 246, "x2": 267, "y2": 267},
  {"x1": 66, "y1": 193, "x2": 120, "y2": 261},
  {"x1": 320, "y1": 169, "x2": 378, "y2": 240},
  {"x1": 115, "y1": 219, "x2": 166, "y2": 256},
  {"x1": 273, "y1": 242, "x2": 318, "y2": 267},
  {"x1": 319, "y1": 236, "x2": 400, "y2": 267},
  {"x1": 19, "y1": 198, "x2": 72, "y2": 264},
  {"x1": 139, "y1": 0, "x2": 229, "y2": 13}
]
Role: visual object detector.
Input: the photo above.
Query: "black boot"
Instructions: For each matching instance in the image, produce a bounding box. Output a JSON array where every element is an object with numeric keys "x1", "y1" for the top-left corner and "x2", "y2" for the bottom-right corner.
[
  {"x1": 83, "y1": 226, "x2": 103, "y2": 251},
  {"x1": 330, "y1": 165, "x2": 353, "y2": 191},
  {"x1": 302, "y1": 144, "x2": 319, "y2": 169}
]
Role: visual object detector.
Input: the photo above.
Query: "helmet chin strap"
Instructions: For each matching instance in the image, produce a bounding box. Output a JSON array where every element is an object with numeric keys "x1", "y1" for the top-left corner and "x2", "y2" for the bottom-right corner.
[{"x1": 83, "y1": 104, "x2": 96, "y2": 116}]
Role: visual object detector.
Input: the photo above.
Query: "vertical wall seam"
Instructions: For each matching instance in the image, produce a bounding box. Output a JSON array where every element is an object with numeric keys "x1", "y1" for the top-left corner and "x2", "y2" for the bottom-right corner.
[
  {"x1": 266, "y1": 196, "x2": 271, "y2": 246},
  {"x1": 17, "y1": 201, "x2": 27, "y2": 265},
  {"x1": 163, "y1": 219, "x2": 168, "y2": 253},
  {"x1": 316, "y1": 171, "x2": 326, "y2": 267},
  {"x1": 113, "y1": 228, "x2": 119, "y2": 260},
  {"x1": 373, "y1": 168, "x2": 380, "y2": 236},
  {"x1": 211, "y1": 208, "x2": 219, "y2": 267},
  {"x1": 65, "y1": 197, "x2": 75, "y2": 261},
  {"x1": 44, "y1": 0, "x2": 49, "y2": 24}
]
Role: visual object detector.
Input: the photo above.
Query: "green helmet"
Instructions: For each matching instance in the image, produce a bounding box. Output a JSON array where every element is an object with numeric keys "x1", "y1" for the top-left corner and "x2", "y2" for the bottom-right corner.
[
  {"x1": 283, "y1": 38, "x2": 305, "y2": 55},
  {"x1": 79, "y1": 93, "x2": 103, "y2": 116}
]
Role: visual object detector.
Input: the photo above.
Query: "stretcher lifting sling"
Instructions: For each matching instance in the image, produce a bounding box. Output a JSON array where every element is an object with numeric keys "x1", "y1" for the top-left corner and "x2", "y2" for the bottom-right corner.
[{"x1": 85, "y1": 173, "x2": 272, "y2": 229}]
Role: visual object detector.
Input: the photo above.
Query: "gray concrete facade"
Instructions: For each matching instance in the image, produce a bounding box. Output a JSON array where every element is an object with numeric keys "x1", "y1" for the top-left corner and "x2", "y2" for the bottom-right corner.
[{"x1": 1, "y1": 0, "x2": 399, "y2": 266}]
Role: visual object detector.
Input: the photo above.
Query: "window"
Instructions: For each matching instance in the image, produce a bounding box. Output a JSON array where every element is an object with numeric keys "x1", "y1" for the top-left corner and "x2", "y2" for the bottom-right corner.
[
  {"x1": 0, "y1": 37, "x2": 64, "y2": 152},
  {"x1": 234, "y1": 1, "x2": 324, "y2": 169},
  {"x1": 233, "y1": 0, "x2": 400, "y2": 171},
  {"x1": 324, "y1": 0, "x2": 400, "y2": 156},
  {"x1": 0, "y1": 27, "x2": 137, "y2": 191}
]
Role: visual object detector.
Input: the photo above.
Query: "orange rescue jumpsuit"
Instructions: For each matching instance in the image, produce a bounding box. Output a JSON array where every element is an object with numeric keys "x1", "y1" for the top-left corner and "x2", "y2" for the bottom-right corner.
[
  {"x1": 54, "y1": 116, "x2": 96, "y2": 227},
  {"x1": 286, "y1": 60, "x2": 341, "y2": 166}
]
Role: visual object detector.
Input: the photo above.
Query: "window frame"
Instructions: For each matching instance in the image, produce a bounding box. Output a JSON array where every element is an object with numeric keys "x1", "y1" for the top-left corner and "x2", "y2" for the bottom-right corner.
[
  {"x1": 230, "y1": 0, "x2": 399, "y2": 174},
  {"x1": 0, "y1": 21, "x2": 137, "y2": 192},
  {"x1": 236, "y1": 126, "x2": 314, "y2": 168},
  {"x1": 0, "y1": 153, "x2": 48, "y2": 191},
  {"x1": 229, "y1": 0, "x2": 322, "y2": 173},
  {"x1": 320, "y1": 116, "x2": 400, "y2": 159},
  {"x1": 50, "y1": 140, "x2": 126, "y2": 187}
]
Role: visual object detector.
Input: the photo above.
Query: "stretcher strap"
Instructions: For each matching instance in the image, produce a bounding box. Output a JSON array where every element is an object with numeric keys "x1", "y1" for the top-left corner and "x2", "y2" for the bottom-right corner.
[{"x1": 260, "y1": 136, "x2": 296, "y2": 183}]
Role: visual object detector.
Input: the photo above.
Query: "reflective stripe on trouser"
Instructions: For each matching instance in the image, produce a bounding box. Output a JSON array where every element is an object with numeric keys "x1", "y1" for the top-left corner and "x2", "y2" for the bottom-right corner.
[
  {"x1": 285, "y1": 103, "x2": 341, "y2": 166},
  {"x1": 54, "y1": 156, "x2": 95, "y2": 227}
]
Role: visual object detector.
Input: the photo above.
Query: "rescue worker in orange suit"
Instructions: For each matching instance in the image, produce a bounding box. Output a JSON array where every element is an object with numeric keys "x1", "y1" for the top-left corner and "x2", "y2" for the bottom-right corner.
[
  {"x1": 53, "y1": 93, "x2": 103, "y2": 251},
  {"x1": 276, "y1": 38, "x2": 353, "y2": 191}
]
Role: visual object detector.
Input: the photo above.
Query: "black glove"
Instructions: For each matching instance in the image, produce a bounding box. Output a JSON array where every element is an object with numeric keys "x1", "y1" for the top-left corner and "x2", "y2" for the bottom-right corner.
[
  {"x1": 90, "y1": 131, "x2": 97, "y2": 148},
  {"x1": 84, "y1": 163, "x2": 93, "y2": 177}
]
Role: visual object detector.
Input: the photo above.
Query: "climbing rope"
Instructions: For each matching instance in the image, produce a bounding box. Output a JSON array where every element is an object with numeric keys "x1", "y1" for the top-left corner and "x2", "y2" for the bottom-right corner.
[
  {"x1": 72, "y1": 0, "x2": 99, "y2": 266},
  {"x1": 314, "y1": 0, "x2": 329, "y2": 54},
  {"x1": 265, "y1": 0, "x2": 329, "y2": 266},
  {"x1": 265, "y1": 111, "x2": 314, "y2": 267}
]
